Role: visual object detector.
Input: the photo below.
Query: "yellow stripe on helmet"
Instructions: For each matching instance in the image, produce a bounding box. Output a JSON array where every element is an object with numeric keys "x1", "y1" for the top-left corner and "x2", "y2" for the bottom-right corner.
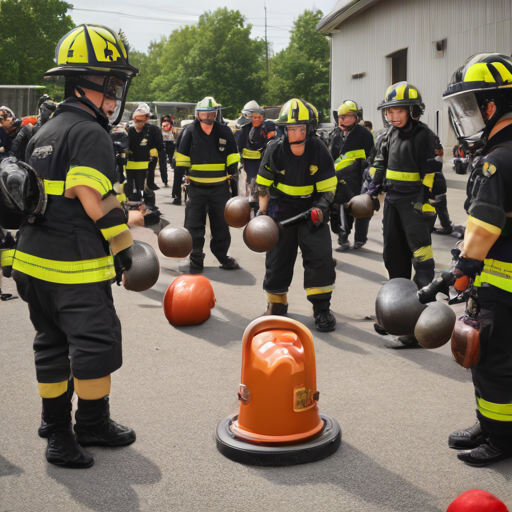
[
  {"x1": 58, "y1": 26, "x2": 88, "y2": 65},
  {"x1": 394, "y1": 82, "x2": 407, "y2": 100},
  {"x1": 89, "y1": 27, "x2": 123, "y2": 63},
  {"x1": 408, "y1": 87, "x2": 418, "y2": 99},
  {"x1": 464, "y1": 63, "x2": 497, "y2": 83},
  {"x1": 493, "y1": 62, "x2": 512, "y2": 84}
]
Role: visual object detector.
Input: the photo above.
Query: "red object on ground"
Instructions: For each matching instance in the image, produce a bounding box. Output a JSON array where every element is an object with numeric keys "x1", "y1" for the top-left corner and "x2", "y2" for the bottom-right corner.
[
  {"x1": 163, "y1": 275, "x2": 215, "y2": 326},
  {"x1": 447, "y1": 489, "x2": 508, "y2": 512}
]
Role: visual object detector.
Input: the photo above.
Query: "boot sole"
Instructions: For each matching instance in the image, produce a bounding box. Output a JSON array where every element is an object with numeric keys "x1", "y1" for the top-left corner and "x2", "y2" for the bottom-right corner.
[
  {"x1": 449, "y1": 437, "x2": 487, "y2": 450},
  {"x1": 47, "y1": 457, "x2": 94, "y2": 469},
  {"x1": 76, "y1": 436, "x2": 136, "y2": 447}
]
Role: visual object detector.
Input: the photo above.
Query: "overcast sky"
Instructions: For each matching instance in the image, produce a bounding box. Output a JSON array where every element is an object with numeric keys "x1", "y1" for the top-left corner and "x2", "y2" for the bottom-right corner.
[{"x1": 69, "y1": 0, "x2": 336, "y2": 55}]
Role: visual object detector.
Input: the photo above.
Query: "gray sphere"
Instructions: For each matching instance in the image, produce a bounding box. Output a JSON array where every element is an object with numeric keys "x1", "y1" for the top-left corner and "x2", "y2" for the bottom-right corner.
[
  {"x1": 158, "y1": 225, "x2": 193, "y2": 258},
  {"x1": 123, "y1": 241, "x2": 160, "y2": 292},
  {"x1": 414, "y1": 301, "x2": 456, "y2": 349},
  {"x1": 243, "y1": 216, "x2": 279, "y2": 253},
  {"x1": 375, "y1": 278, "x2": 426, "y2": 336}
]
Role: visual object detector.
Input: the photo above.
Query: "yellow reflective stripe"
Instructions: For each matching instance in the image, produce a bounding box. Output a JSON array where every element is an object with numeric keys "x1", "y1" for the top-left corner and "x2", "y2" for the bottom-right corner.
[
  {"x1": 100, "y1": 223, "x2": 129, "y2": 242},
  {"x1": 413, "y1": 245, "x2": 433, "y2": 262},
  {"x1": 1, "y1": 248, "x2": 14, "y2": 267},
  {"x1": 256, "y1": 175, "x2": 274, "y2": 187},
  {"x1": 386, "y1": 169, "x2": 421, "y2": 182},
  {"x1": 227, "y1": 153, "x2": 241, "y2": 167},
  {"x1": 335, "y1": 158, "x2": 355, "y2": 170},
  {"x1": 369, "y1": 167, "x2": 376, "y2": 177},
  {"x1": 316, "y1": 176, "x2": 338, "y2": 193},
  {"x1": 66, "y1": 167, "x2": 113, "y2": 196},
  {"x1": 117, "y1": 193, "x2": 127, "y2": 203},
  {"x1": 343, "y1": 149, "x2": 366, "y2": 160},
  {"x1": 125, "y1": 161, "x2": 149, "y2": 170},
  {"x1": 465, "y1": 63, "x2": 497, "y2": 83},
  {"x1": 477, "y1": 397, "x2": 512, "y2": 421},
  {"x1": 44, "y1": 179, "x2": 65, "y2": 195},
  {"x1": 475, "y1": 258, "x2": 512, "y2": 292},
  {"x1": 12, "y1": 250, "x2": 115, "y2": 284},
  {"x1": 38, "y1": 381, "x2": 68, "y2": 399},
  {"x1": 422, "y1": 173, "x2": 435, "y2": 188},
  {"x1": 422, "y1": 204, "x2": 436, "y2": 213},
  {"x1": 286, "y1": 99, "x2": 309, "y2": 123},
  {"x1": 395, "y1": 82, "x2": 407, "y2": 100},
  {"x1": 189, "y1": 176, "x2": 228, "y2": 183},
  {"x1": 467, "y1": 215, "x2": 502, "y2": 235},
  {"x1": 266, "y1": 292, "x2": 287, "y2": 304},
  {"x1": 242, "y1": 148, "x2": 262, "y2": 159},
  {"x1": 174, "y1": 152, "x2": 191, "y2": 167},
  {"x1": 306, "y1": 285, "x2": 334, "y2": 296},
  {"x1": 190, "y1": 163, "x2": 226, "y2": 171},
  {"x1": 493, "y1": 62, "x2": 512, "y2": 83},
  {"x1": 275, "y1": 183, "x2": 315, "y2": 196}
]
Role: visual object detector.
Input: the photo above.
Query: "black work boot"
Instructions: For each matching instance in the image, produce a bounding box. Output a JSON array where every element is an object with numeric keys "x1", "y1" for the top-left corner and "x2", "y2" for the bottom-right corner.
[
  {"x1": 42, "y1": 395, "x2": 94, "y2": 469},
  {"x1": 337, "y1": 233, "x2": 350, "y2": 252},
  {"x1": 263, "y1": 303, "x2": 288, "y2": 316},
  {"x1": 449, "y1": 421, "x2": 487, "y2": 450},
  {"x1": 74, "y1": 396, "x2": 136, "y2": 447},
  {"x1": 314, "y1": 310, "x2": 336, "y2": 333},
  {"x1": 457, "y1": 441, "x2": 512, "y2": 467},
  {"x1": 39, "y1": 378, "x2": 75, "y2": 438},
  {"x1": 219, "y1": 256, "x2": 240, "y2": 270}
]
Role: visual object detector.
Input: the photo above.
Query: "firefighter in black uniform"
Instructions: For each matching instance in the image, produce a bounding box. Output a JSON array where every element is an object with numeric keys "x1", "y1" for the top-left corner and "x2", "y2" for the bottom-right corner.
[
  {"x1": 126, "y1": 103, "x2": 163, "y2": 200},
  {"x1": 7, "y1": 24, "x2": 139, "y2": 468},
  {"x1": 330, "y1": 100, "x2": 374, "y2": 250},
  {"x1": 237, "y1": 100, "x2": 276, "y2": 195},
  {"x1": 257, "y1": 98, "x2": 338, "y2": 332},
  {"x1": 369, "y1": 82, "x2": 441, "y2": 292},
  {"x1": 438, "y1": 53, "x2": 512, "y2": 467},
  {"x1": 175, "y1": 97, "x2": 240, "y2": 273},
  {"x1": 10, "y1": 96, "x2": 57, "y2": 162}
]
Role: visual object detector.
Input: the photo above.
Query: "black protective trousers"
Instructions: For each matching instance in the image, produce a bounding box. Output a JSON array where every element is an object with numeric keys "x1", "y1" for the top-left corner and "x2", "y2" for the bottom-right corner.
[
  {"x1": 172, "y1": 166, "x2": 186, "y2": 199},
  {"x1": 340, "y1": 213, "x2": 371, "y2": 244},
  {"x1": 382, "y1": 197, "x2": 435, "y2": 289},
  {"x1": 472, "y1": 285, "x2": 512, "y2": 453},
  {"x1": 184, "y1": 182, "x2": 232, "y2": 266},
  {"x1": 146, "y1": 159, "x2": 158, "y2": 188},
  {"x1": 14, "y1": 272, "x2": 122, "y2": 382},
  {"x1": 264, "y1": 220, "x2": 335, "y2": 306},
  {"x1": 126, "y1": 169, "x2": 146, "y2": 201}
]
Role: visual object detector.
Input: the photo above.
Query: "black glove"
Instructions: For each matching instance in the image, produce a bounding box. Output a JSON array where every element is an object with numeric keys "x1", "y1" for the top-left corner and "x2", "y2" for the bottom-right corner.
[
  {"x1": 114, "y1": 246, "x2": 133, "y2": 286},
  {"x1": 307, "y1": 207, "x2": 324, "y2": 232},
  {"x1": 372, "y1": 197, "x2": 381, "y2": 212},
  {"x1": 0, "y1": 231, "x2": 15, "y2": 249},
  {"x1": 366, "y1": 183, "x2": 382, "y2": 198},
  {"x1": 454, "y1": 255, "x2": 484, "y2": 278}
]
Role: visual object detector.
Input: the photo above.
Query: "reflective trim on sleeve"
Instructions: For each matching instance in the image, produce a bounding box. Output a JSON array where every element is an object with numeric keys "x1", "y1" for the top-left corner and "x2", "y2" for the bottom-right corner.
[
  {"x1": 174, "y1": 152, "x2": 191, "y2": 167},
  {"x1": 422, "y1": 173, "x2": 435, "y2": 188},
  {"x1": 1, "y1": 248, "x2": 14, "y2": 267},
  {"x1": 44, "y1": 179, "x2": 65, "y2": 195},
  {"x1": 256, "y1": 175, "x2": 274, "y2": 187},
  {"x1": 467, "y1": 215, "x2": 502, "y2": 235},
  {"x1": 369, "y1": 167, "x2": 377, "y2": 177},
  {"x1": 386, "y1": 169, "x2": 421, "y2": 182},
  {"x1": 100, "y1": 223, "x2": 129, "y2": 242},
  {"x1": 125, "y1": 161, "x2": 150, "y2": 170},
  {"x1": 316, "y1": 176, "x2": 338, "y2": 193},
  {"x1": 413, "y1": 245, "x2": 434, "y2": 262},
  {"x1": 306, "y1": 285, "x2": 334, "y2": 296},
  {"x1": 12, "y1": 250, "x2": 115, "y2": 284},
  {"x1": 226, "y1": 153, "x2": 241, "y2": 167},
  {"x1": 422, "y1": 203, "x2": 436, "y2": 214},
  {"x1": 275, "y1": 183, "x2": 314, "y2": 196},
  {"x1": 477, "y1": 396, "x2": 512, "y2": 422},
  {"x1": 242, "y1": 148, "x2": 262, "y2": 159},
  {"x1": 190, "y1": 163, "x2": 226, "y2": 171},
  {"x1": 343, "y1": 149, "x2": 366, "y2": 160},
  {"x1": 66, "y1": 166, "x2": 113, "y2": 196},
  {"x1": 266, "y1": 292, "x2": 288, "y2": 304}
]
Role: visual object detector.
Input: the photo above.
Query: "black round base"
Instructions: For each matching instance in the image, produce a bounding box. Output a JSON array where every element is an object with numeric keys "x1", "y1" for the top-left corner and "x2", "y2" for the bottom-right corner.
[{"x1": 215, "y1": 413, "x2": 341, "y2": 467}]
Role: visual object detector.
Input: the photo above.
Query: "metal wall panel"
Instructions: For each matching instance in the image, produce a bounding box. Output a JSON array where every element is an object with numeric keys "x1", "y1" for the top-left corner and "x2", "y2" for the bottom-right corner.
[{"x1": 328, "y1": 0, "x2": 512, "y2": 145}]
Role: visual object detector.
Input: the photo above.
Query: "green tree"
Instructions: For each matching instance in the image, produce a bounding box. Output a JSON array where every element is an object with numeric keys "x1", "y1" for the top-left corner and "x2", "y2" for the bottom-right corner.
[
  {"x1": 127, "y1": 8, "x2": 266, "y2": 117},
  {"x1": 266, "y1": 10, "x2": 330, "y2": 119},
  {"x1": 0, "y1": 0, "x2": 74, "y2": 85}
]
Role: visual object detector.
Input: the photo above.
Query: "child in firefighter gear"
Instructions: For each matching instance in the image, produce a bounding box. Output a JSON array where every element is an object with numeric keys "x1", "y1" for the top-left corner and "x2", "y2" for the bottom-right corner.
[
  {"x1": 435, "y1": 53, "x2": 512, "y2": 467},
  {"x1": 257, "y1": 98, "x2": 338, "y2": 332},
  {"x1": 330, "y1": 100, "x2": 374, "y2": 250},
  {"x1": 10, "y1": 97, "x2": 57, "y2": 163},
  {"x1": 6, "y1": 24, "x2": 139, "y2": 469},
  {"x1": 175, "y1": 97, "x2": 241, "y2": 273},
  {"x1": 237, "y1": 101, "x2": 275, "y2": 195},
  {"x1": 369, "y1": 82, "x2": 441, "y2": 291},
  {"x1": 126, "y1": 103, "x2": 163, "y2": 199}
]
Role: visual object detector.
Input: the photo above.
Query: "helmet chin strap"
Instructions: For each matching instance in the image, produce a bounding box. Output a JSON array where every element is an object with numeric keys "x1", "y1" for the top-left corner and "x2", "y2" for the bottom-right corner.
[{"x1": 73, "y1": 85, "x2": 110, "y2": 130}]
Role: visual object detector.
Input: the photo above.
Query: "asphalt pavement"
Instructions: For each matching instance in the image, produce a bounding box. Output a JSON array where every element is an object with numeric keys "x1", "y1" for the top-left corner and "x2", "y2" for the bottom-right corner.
[{"x1": 2, "y1": 161, "x2": 512, "y2": 512}]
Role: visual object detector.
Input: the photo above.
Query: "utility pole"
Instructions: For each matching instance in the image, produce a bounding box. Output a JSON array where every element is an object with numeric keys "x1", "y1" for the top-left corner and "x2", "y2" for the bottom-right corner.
[{"x1": 265, "y1": 1, "x2": 269, "y2": 82}]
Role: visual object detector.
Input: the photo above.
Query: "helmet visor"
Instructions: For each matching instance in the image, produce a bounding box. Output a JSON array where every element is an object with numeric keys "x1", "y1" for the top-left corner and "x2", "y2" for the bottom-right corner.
[{"x1": 444, "y1": 92, "x2": 486, "y2": 140}]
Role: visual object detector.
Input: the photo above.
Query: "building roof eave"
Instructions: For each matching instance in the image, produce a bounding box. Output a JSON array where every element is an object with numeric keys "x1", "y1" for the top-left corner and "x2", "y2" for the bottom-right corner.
[{"x1": 316, "y1": 0, "x2": 382, "y2": 33}]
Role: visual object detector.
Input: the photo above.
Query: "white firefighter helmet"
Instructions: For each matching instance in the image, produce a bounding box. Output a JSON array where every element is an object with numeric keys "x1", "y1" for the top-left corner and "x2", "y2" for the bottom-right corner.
[{"x1": 242, "y1": 100, "x2": 264, "y2": 117}]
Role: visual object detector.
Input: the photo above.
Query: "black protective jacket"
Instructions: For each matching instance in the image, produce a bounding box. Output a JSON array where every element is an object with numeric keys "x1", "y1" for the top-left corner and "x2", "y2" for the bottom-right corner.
[{"x1": 371, "y1": 119, "x2": 442, "y2": 201}]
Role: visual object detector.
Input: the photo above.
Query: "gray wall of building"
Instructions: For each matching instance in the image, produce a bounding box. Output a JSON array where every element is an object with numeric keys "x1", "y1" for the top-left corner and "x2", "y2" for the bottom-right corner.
[{"x1": 329, "y1": 0, "x2": 512, "y2": 145}]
